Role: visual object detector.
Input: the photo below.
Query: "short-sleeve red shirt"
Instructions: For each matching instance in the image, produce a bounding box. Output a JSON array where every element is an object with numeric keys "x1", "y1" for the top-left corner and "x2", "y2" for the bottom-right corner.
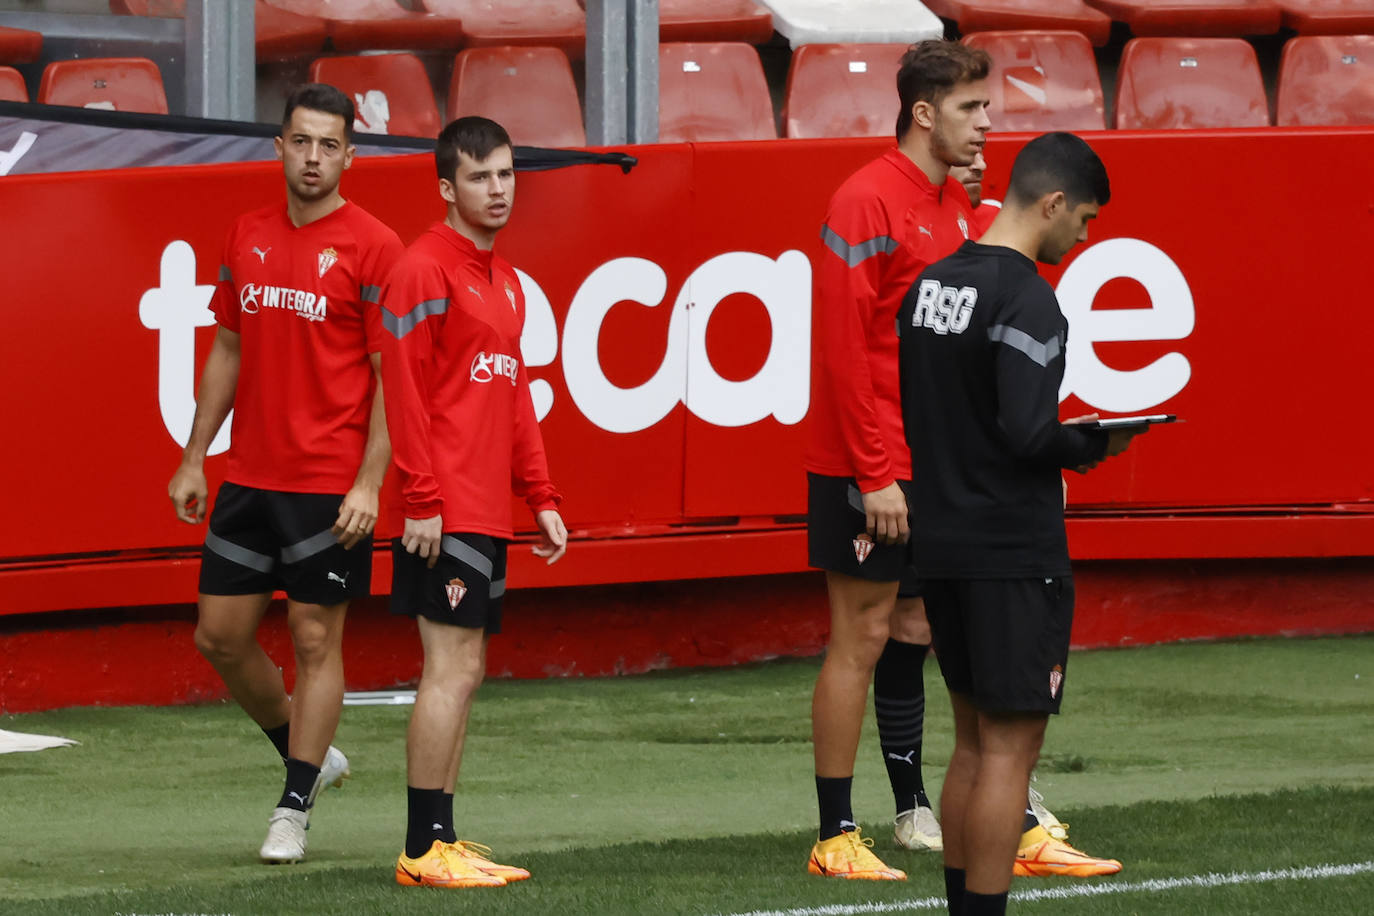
[{"x1": 210, "y1": 201, "x2": 403, "y2": 493}]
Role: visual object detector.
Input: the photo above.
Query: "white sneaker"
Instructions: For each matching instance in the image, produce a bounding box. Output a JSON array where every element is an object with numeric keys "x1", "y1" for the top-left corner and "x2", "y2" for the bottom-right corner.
[
  {"x1": 307, "y1": 745, "x2": 351, "y2": 807},
  {"x1": 1028, "y1": 784, "x2": 1070, "y2": 841},
  {"x1": 260, "y1": 806, "x2": 309, "y2": 864},
  {"x1": 894, "y1": 805, "x2": 943, "y2": 851}
]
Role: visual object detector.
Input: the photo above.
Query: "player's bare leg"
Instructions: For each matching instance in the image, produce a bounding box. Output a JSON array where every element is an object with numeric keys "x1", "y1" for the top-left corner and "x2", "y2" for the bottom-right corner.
[
  {"x1": 194, "y1": 592, "x2": 287, "y2": 728},
  {"x1": 963, "y1": 713, "x2": 1046, "y2": 893},
  {"x1": 443, "y1": 635, "x2": 488, "y2": 793},
  {"x1": 889, "y1": 597, "x2": 931, "y2": 644},
  {"x1": 814, "y1": 572, "x2": 899, "y2": 777},
  {"x1": 939, "y1": 691, "x2": 982, "y2": 877},
  {"x1": 808, "y1": 572, "x2": 906, "y2": 880},
  {"x1": 284, "y1": 599, "x2": 348, "y2": 768},
  {"x1": 397, "y1": 619, "x2": 506, "y2": 888}
]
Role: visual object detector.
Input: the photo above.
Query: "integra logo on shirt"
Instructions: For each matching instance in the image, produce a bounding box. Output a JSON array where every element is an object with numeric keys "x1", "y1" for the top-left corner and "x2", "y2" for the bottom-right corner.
[
  {"x1": 238, "y1": 284, "x2": 328, "y2": 322},
  {"x1": 470, "y1": 350, "x2": 519, "y2": 385},
  {"x1": 910, "y1": 279, "x2": 976, "y2": 335}
]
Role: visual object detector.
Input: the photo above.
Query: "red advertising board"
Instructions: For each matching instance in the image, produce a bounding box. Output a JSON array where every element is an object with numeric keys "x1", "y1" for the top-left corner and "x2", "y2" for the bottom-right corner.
[{"x1": 1, "y1": 128, "x2": 1372, "y2": 616}]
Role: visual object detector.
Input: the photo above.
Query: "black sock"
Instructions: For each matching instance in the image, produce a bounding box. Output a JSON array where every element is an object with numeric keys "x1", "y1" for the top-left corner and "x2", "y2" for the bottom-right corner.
[
  {"x1": 815, "y1": 775, "x2": 856, "y2": 840},
  {"x1": 963, "y1": 889, "x2": 1008, "y2": 916},
  {"x1": 441, "y1": 791, "x2": 457, "y2": 844},
  {"x1": 262, "y1": 722, "x2": 290, "y2": 763},
  {"x1": 277, "y1": 757, "x2": 319, "y2": 811},
  {"x1": 944, "y1": 867, "x2": 966, "y2": 916},
  {"x1": 1022, "y1": 800, "x2": 1039, "y2": 834},
  {"x1": 874, "y1": 639, "x2": 931, "y2": 813},
  {"x1": 406, "y1": 787, "x2": 448, "y2": 859}
]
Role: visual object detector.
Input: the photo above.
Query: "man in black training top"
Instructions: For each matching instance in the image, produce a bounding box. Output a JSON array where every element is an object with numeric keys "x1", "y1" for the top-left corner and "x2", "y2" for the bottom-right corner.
[{"x1": 897, "y1": 132, "x2": 1146, "y2": 916}]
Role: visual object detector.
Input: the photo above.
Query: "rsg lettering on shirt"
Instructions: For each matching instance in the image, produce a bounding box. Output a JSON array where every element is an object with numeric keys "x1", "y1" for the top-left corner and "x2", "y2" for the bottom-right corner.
[
  {"x1": 910, "y1": 279, "x2": 977, "y2": 335},
  {"x1": 239, "y1": 283, "x2": 328, "y2": 322}
]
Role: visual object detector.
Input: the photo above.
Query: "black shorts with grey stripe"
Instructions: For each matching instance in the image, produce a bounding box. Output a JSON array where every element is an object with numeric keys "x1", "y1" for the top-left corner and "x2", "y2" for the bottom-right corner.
[
  {"x1": 807, "y1": 473, "x2": 922, "y2": 597},
  {"x1": 390, "y1": 532, "x2": 508, "y2": 633},
  {"x1": 199, "y1": 482, "x2": 372, "y2": 604}
]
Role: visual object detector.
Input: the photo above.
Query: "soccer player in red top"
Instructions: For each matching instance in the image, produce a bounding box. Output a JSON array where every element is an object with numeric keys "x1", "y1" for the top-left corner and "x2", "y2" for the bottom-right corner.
[
  {"x1": 381, "y1": 116, "x2": 567, "y2": 890},
  {"x1": 167, "y1": 84, "x2": 402, "y2": 863},
  {"x1": 804, "y1": 40, "x2": 990, "y2": 881}
]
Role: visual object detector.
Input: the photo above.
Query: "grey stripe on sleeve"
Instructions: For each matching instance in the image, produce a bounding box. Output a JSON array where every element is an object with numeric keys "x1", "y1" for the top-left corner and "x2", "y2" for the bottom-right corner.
[
  {"x1": 219, "y1": 264, "x2": 233, "y2": 283},
  {"x1": 205, "y1": 531, "x2": 275, "y2": 574},
  {"x1": 820, "y1": 224, "x2": 899, "y2": 267},
  {"x1": 360, "y1": 284, "x2": 382, "y2": 303},
  {"x1": 441, "y1": 535, "x2": 494, "y2": 580},
  {"x1": 488, "y1": 578, "x2": 506, "y2": 599},
  {"x1": 382, "y1": 297, "x2": 450, "y2": 339},
  {"x1": 280, "y1": 528, "x2": 340, "y2": 564},
  {"x1": 987, "y1": 324, "x2": 1062, "y2": 368}
]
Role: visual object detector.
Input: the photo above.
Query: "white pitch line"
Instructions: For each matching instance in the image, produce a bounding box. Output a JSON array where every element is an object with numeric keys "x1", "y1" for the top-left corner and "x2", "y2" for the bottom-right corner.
[{"x1": 716, "y1": 861, "x2": 1374, "y2": 916}]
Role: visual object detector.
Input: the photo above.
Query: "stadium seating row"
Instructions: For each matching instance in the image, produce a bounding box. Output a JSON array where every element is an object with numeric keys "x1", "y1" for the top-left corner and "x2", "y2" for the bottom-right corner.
[
  {"x1": 10, "y1": 33, "x2": 1374, "y2": 137},
  {"x1": 108, "y1": 0, "x2": 774, "y2": 59}
]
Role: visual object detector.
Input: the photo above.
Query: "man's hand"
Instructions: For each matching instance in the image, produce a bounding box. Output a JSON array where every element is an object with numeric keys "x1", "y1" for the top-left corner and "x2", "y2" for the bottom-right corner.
[
  {"x1": 333, "y1": 485, "x2": 379, "y2": 549},
  {"x1": 862, "y1": 481, "x2": 909, "y2": 546},
  {"x1": 402, "y1": 514, "x2": 443, "y2": 569},
  {"x1": 532, "y1": 509, "x2": 568, "y2": 565},
  {"x1": 1064, "y1": 412, "x2": 1146, "y2": 472},
  {"x1": 1062, "y1": 475, "x2": 1068, "y2": 510},
  {"x1": 169, "y1": 462, "x2": 209, "y2": 524}
]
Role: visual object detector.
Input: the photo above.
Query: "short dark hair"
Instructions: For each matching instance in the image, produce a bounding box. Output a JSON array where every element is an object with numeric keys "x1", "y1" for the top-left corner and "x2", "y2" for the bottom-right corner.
[
  {"x1": 281, "y1": 83, "x2": 355, "y2": 143},
  {"x1": 435, "y1": 116, "x2": 513, "y2": 181},
  {"x1": 895, "y1": 40, "x2": 992, "y2": 141},
  {"x1": 1006, "y1": 132, "x2": 1111, "y2": 208}
]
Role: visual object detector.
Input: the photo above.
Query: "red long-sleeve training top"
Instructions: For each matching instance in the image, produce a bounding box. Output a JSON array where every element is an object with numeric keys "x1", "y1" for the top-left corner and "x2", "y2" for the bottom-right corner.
[
  {"x1": 805, "y1": 148, "x2": 975, "y2": 493},
  {"x1": 380, "y1": 223, "x2": 560, "y2": 538}
]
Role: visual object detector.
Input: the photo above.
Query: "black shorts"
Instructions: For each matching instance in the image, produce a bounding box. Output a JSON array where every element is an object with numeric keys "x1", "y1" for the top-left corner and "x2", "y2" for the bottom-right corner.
[
  {"x1": 199, "y1": 482, "x2": 371, "y2": 605},
  {"x1": 924, "y1": 576, "x2": 1074, "y2": 715},
  {"x1": 806, "y1": 473, "x2": 922, "y2": 596},
  {"x1": 390, "y1": 533, "x2": 507, "y2": 633}
]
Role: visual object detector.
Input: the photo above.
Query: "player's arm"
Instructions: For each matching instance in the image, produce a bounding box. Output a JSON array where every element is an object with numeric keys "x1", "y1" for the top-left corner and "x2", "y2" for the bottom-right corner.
[
  {"x1": 380, "y1": 265, "x2": 444, "y2": 567},
  {"x1": 333, "y1": 352, "x2": 390, "y2": 548},
  {"x1": 169, "y1": 326, "x2": 239, "y2": 524},
  {"x1": 817, "y1": 200, "x2": 908, "y2": 543},
  {"x1": 991, "y1": 287, "x2": 1116, "y2": 470},
  {"x1": 510, "y1": 359, "x2": 566, "y2": 564}
]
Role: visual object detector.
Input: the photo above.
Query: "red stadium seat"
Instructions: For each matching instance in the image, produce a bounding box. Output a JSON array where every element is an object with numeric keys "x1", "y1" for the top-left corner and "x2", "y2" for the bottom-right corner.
[
  {"x1": 0, "y1": 25, "x2": 42, "y2": 65},
  {"x1": 922, "y1": 0, "x2": 1113, "y2": 47},
  {"x1": 264, "y1": 0, "x2": 464, "y2": 52},
  {"x1": 1278, "y1": 1, "x2": 1374, "y2": 34},
  {"x1": 962, "y1": 30, "x2": 1106, "y2": 131},
  {"x1": 447, "y1": 46, "x2": 585, "y2": 148},
  {"x1": 1084, "y1": 0, "x2": 1281, "y2": 36},
  {"x1": 417, "y1": 0, "x2": 586, "y2": 58},
  {"x1": 38, "y1": 57, "x2": 169, "y2": 114},
  {"x1": 308, "y1": 54, "x2": 441, "y2": 138},
  {"x1": 1276, "y1": 34, "x2": 1374, "y2": 125},
  {"x1": 781, "y1": 43, "x2": 908, "y2": 138},
  {"x1": 659, "y1": 42, "x2": 777, "y2": 141},
  {"x1": 111, "y1": 1, "x2": 328, "y2": 59},
  {"x1": 0, "y1": 66, "x2": 28, "y2": 102},
  {"x1": 660, "y1": 0, "x2": 774, "y2": 43},
  {"x1": 1114, "y1": 37, "x2": 1269, "y2": 129},
  {"x1": 574, "y1": 0, "x2": 773, "y2": 43}
]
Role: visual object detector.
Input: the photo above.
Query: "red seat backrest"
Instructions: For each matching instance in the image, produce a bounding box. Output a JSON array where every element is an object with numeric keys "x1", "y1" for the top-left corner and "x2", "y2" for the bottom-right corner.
[
  {"x1": 0, "y1": 25, "x2": 43, "y2": 65},
  {"x1": 963, "y1": 30, "x2": 1106, "y2": 131},
  {"x1": 447, "y1": 46, "x2": 585, "y2": 148},
  {"x1": 924, "y1": 0, "x2": 1113, "y2": 46},
  {"x1": 782, "y1": 43, "x2": 908, "y2": 139},
  {"x1": 659, "y1": 42, "x2": 776, "y2": 142},
  {"x1": 1114, "y1": 37, "x2": 1269, "y2": 129},
  {"x1": 38, "y1": 57, "x2": 169, "y2": 114},
  {"x1": 1083, "y1": 0, "x2": 1282, "y2": 37},
  {"x1": 0, "y1": 65, "x2": 28, "y2": 102},
  {"x1": 309, "y1": 54, "x2": 441, "y2": 138},
  {"x1": 1276, "y1": 34, "x2": 1374, "y2": 126}
]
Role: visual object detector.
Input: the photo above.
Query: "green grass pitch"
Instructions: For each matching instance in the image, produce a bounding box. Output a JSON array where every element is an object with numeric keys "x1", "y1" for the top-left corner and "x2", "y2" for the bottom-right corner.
[{"x1": 1, "y1": 635, "x2": 1370, "y2": 914}]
